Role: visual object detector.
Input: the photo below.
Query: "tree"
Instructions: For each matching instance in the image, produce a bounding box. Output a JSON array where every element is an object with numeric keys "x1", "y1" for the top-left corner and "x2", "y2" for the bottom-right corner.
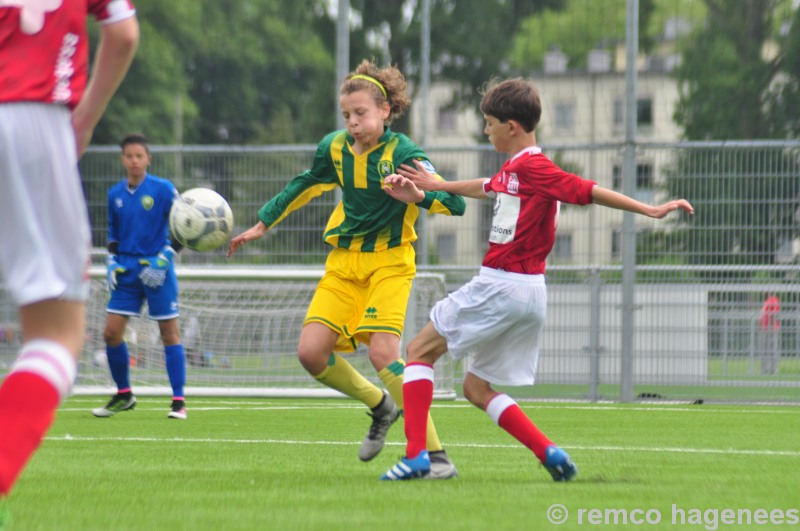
[
  {"x1": 765, "y1": 3, "x2": 800, "y2": 138},
  {"x1": 91, "y1": 0, "x2": 335, "y2": 146},
  {"x1": 507, "y1": 0, "x2": 705, "y2": 71},
  {"x1": 185, "y1": 0, "x2": 334, "y2": 144},
  {"x1": 90, "y1": 1, "x2": 201, "y2": 145},
  {"x1": 666, "y1": 0, "x2": 800, "y2": 270},
  {"x1": 673, "y1": 0, "x2": 798, "y2": 140},
  {"x1": 333, "y1": 0, "x2": 565, "y2": 133}
]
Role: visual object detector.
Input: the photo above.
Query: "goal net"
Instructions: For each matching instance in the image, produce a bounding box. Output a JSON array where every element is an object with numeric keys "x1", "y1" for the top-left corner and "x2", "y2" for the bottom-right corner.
[{"x1": 66, "y1": 267, "x2": 456, "y2": 398}]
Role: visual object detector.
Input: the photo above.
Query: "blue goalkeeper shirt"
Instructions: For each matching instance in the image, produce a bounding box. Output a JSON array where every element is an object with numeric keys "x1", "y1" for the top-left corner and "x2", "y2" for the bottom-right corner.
[{"x1": 108, "y1": 173, "x2": 178, "y2": 257}]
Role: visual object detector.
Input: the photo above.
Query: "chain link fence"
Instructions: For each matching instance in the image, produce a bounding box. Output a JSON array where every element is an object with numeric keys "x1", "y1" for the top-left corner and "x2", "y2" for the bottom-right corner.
[{"x1": 2, "y1": 142, "x2": 799, "y2": 402}]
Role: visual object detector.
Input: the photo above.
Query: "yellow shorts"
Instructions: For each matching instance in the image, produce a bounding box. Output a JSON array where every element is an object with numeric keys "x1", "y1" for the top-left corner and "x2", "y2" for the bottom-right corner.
[{"x1": 305, "y1": 245, "x2": 415, "y2": 352}]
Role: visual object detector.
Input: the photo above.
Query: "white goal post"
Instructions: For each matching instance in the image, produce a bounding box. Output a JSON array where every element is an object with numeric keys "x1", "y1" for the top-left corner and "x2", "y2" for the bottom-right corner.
[{"x1": 67, "y1": 267, "x2": 456, "y2": 398}]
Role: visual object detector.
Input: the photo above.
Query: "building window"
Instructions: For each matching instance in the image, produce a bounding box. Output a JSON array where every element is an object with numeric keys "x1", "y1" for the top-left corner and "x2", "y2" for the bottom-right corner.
[
  {"x1": 612, "y1": 164, "x2": 622, "y2": 190},
  {"x1": 554, "y1": 101, "x2": 575, "y2": 131},
  {"x1": 552, "y1": 233, "x2": 573, "y2": 260},
  {"x1": 437, "y1": 107, "x2": 457, "y2": 133},
  {"x1": 612, "y1": 163, "x2": 654, "y2": 190},
  {"x1": 636, "y1": 163, "x2": 653, "y2": 189},
  {"x1": 637, "y1": 98, "x2": 653, "y2": 127},
  {"x1": 613, "y1": 97, "x2": 653, "y2": 128},
  {"x1": 611, "y1": 229, "x2": 621, "y2": 258}
]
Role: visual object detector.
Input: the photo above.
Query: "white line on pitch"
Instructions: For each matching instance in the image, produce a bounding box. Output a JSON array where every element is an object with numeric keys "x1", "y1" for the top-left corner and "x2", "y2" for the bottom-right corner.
[
  {"x1": 42, "y1": 435, "x2": 800, "y2": 457},
  {"x1": 60, "y1": 402, "x2": 799, "y2": 415}
]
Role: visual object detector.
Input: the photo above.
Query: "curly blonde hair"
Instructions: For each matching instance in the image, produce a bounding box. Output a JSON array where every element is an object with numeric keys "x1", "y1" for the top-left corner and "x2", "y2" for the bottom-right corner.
[{"x1": 340, "y1": 59, "x2": 411, "y2": 124}]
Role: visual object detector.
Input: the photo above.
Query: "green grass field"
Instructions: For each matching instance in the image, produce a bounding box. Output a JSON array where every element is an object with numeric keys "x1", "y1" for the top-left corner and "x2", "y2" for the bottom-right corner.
[{"x1": 5, "y1": 397, "x2": 800, "y2": 530}]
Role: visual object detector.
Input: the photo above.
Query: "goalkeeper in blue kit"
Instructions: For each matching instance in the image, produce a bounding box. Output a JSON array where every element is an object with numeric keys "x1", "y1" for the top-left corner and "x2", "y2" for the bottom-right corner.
[{"x1": 92, "y1": 133, "x2": 188, "y2": 420}]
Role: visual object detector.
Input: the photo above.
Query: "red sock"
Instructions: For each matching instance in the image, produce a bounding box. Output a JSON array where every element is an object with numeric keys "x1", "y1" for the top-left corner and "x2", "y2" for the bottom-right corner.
[
  {"x1": 403, "y1": 363, "x2": 434, "y2": 459},
  {"x1": 487, "y1": 393, "x2": 553, "y2": 462},
  {"x1": 0, "y1": 372, "x2": 60, "y2": 495}
]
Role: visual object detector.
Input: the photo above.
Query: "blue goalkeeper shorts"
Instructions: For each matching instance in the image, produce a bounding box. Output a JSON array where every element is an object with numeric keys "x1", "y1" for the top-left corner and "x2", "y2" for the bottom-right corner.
[{"x1": 107, "y1": 255, "x2": 179, "y2": 321}]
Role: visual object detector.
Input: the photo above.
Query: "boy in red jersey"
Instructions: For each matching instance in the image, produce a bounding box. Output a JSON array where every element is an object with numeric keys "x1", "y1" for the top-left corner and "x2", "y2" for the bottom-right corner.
[
  {"x1": 0, "y1": 1, "x2": 139, "y2": 523},
  {"x1": 381, "y1": 77, "x2": 694, "y2": 481}
]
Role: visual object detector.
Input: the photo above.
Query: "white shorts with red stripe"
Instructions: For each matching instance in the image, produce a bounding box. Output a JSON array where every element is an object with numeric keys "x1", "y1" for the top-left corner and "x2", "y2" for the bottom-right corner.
[
  {"x1": 0, "y1": 103, "x2": 90, "y2": 306},
  {"x1": 431, "y1": 266, "x2": 547, "y2": 386}
]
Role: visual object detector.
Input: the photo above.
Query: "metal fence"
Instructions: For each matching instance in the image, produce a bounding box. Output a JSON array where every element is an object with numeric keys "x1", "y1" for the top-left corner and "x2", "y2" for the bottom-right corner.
[{"x1": 2, "y1": 141, "x2": 799, "y2": 403}]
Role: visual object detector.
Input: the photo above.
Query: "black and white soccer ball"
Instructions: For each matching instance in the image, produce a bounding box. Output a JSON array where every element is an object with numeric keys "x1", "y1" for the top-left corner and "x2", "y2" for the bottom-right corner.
[{"x1": 169, "y1": 187, "x2": 233, "y2": 252}]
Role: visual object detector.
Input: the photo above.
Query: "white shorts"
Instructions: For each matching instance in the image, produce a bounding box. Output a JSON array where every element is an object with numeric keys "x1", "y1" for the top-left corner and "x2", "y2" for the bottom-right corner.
[
  {"x1": 431, "y1": 267, "x2": 547, "y2": 386},
  {"x1": 0, "y1": 103, "x2": 90, "y2": 306}
]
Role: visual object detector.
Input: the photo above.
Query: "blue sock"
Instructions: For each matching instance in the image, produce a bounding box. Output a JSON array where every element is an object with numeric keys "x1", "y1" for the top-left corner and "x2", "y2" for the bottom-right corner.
[
  {"x1": 164, "y1": 344, "x2": 186, "y2": 399},
  {"x1": 106, "y1": 342, "x2": 131, "y2": 391}
]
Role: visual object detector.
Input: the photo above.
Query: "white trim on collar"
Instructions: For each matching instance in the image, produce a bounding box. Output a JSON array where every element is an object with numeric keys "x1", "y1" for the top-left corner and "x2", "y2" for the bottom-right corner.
[{"x1": 510, "y1": 146, "x2": 542, "y2": 163}]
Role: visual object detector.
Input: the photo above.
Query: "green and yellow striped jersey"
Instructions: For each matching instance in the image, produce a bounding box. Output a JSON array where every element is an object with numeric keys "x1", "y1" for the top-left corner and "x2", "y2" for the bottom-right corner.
[{"x1": 258, "y1": 128, "x2": 466, "y2": 252}]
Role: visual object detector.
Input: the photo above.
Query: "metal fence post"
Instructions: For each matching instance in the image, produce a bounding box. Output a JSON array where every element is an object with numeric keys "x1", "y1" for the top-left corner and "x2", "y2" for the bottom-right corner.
[{"x1": 589, "y1": 267, "x2": 602, "y2": 402}]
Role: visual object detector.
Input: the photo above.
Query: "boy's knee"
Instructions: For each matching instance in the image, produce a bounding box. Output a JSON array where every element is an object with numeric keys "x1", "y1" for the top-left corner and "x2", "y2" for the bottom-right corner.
[{"x1": 297, "y1": 347, "x2": 329, "y2": 375}]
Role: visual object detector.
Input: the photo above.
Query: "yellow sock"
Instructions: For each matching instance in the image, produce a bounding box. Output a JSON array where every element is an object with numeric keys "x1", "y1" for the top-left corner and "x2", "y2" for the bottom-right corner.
[
  {"x1": 315, "y1": 353, "x2": 383, "y2": 408},
  {"x1": 378, "y1": 359, "x2": 444, "y2": 452}
]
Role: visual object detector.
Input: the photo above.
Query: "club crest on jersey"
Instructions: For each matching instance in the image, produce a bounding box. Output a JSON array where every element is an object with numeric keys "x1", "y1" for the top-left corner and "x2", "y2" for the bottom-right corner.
[
  {"x1": 141, "y1": 196, "x2": 155, "y2": 210},
  {"x1": 377, "y1": 160, "x2": 395, "y2": 177},
  {"x1": 507, "y1": 173, "x2": 519, "y2": 194}
]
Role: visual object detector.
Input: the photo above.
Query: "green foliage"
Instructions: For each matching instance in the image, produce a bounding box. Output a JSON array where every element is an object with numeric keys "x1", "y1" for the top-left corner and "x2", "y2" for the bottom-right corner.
[
  {"x1": 509, "y1": 0, "x2": 705, "y2": 70},
  {"x1": 91, "y1": 1, "x2": 201, "y2": 144},
  {"x1": 766, "y1": 4, "x2": 800, "y2": 137},
  {"x1": 91, "y1": 0, "x2": 334, "y2": 146},
  {"x1": 674, "y1": 0, "x2": 800, "y2": 140},
  {"x1": 342, "y1": 0, "x2": 565, "y2": 132}
]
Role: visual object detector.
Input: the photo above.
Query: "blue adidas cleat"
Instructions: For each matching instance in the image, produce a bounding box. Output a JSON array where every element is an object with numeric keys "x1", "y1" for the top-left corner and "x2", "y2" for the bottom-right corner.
[
  {"x1": 543, "y1": 445, "x2": 578, "y2": 482},
  {"x1": 381, "y1": 450, "x2": 431, "y2": 481}
]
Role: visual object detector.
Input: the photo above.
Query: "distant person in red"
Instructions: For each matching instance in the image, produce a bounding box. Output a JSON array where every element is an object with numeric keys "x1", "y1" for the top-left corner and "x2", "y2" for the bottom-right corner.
[
  {"x1": 759, "y1": 293, "x2": 781, "y2": 375},
  {"x1": 0, "y1": 0, "x2": 139, "y2": 524}
]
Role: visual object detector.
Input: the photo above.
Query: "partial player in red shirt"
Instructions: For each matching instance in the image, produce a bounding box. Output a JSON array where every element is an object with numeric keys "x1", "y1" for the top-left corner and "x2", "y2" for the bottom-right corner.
[
  {"x1": 381, "y1": 77, "x2": 694, "y2": 482},
  {"x1": 759, "y1": 293, "x2": 781, "y2": 375},
  {"x1": 0, "y1": 0, "x2": 138, "y2": 521}
]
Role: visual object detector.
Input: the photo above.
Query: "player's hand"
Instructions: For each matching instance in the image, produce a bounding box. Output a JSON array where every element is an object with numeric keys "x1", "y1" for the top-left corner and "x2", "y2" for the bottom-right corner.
[
  {"x1": 650, "y1": 199, "x2": 694, "y2": 219},
  {"x1": 138, "y1": 246, "x2": 175, "y2": 289},
  {"x1": 227, "y1": 222, "x2": 268, "y2": 257},
  {"x1": 383, "y1": 174, "x2": 425, "y2": 204},
  {"x1": 396, "y1": 159, "x2": 443, "y2": 192},
  {"x1": 106, "y1": 255, "x2": 127, "y2": 291}
]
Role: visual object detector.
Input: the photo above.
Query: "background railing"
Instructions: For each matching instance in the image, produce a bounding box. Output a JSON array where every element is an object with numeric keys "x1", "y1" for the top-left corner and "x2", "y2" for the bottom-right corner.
[{"x1": 2, "y1": 142, "x2": 798, "y2": 402}]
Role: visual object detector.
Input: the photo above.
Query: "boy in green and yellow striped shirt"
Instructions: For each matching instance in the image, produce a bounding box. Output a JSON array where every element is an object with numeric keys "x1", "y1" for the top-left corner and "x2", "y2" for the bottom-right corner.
[{"x1": 229, "y1": 59, "x2": 465, "y2": 478}]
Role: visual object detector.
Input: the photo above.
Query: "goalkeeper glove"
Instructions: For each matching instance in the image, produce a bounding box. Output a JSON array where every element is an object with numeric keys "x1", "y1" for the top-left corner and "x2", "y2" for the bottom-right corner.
[
  {"x1": 106, "y1": 255, "x2": 126, "y2": 291},
  {"x1": 138, "y1": 245, "x2": 176, "y2": 289}
]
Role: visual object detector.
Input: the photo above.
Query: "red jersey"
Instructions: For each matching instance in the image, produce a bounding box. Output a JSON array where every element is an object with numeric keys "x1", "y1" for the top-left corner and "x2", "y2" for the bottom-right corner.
[
  {"x1": 0, "y1": 0, "x2": 136, "y2": 109},
  {"x1": 481, "y1": 147, "x2": 596, "y2": 274},
  {"x1": 760, "y1": 294, "x2": 780, "y2": 331}
]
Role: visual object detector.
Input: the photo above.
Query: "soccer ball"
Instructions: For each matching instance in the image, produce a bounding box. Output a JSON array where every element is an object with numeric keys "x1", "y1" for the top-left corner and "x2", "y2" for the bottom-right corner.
[{"x1": 169, "y1": 188, "x2": 234, "y2": 252}]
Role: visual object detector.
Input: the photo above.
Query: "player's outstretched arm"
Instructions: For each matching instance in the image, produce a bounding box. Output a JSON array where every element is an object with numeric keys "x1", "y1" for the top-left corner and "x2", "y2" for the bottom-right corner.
[
  {"x1": 396, "y1": 160, "x2": 488, "y2": 199},
  {"x1": 592, "y1": 186, "x2": 694, "y2": 219},
  {"x1": 73, "y1": 16, "x2": 139, "y2": 156},
  {"x1": 227, "y1": 221, "x2": 268, "y2": 257}
]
